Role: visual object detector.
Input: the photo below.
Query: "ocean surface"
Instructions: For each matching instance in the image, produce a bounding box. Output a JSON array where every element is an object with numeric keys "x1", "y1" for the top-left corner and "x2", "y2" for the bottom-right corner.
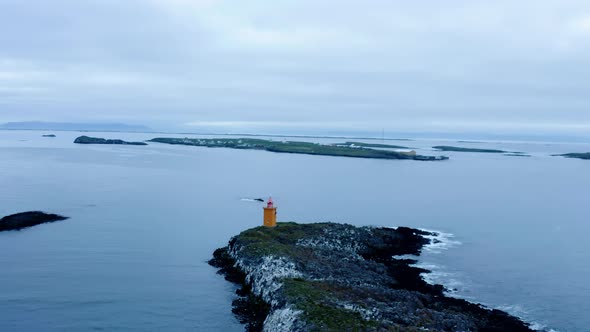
[{"x1": 0, "y1": 130, "x2": 588, "y2": 331}]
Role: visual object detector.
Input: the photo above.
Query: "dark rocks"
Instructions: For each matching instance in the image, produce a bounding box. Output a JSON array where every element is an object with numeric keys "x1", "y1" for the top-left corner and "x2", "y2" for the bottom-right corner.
[
  {"x1": 554, "y1": 152, "x2": 590, "y2": 160},
  {"x1": 0, "y1": 211, "x2": 68, "y2": 232},
  {"x1": 209, "y1": 247, "x2": 270, "y2": 331},
  {"x1": 74, "y1": 135, "x2": 147, "y2": 145},
  {"x1": 210, "y1": 222, "x2": 535, "y2": 331}
]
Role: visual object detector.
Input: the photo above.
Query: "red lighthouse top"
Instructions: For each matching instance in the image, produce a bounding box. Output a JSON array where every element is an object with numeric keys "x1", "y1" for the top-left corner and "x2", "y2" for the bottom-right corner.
[{"x1": 266, "y1": 197, "x2": 274, "y2": 208}]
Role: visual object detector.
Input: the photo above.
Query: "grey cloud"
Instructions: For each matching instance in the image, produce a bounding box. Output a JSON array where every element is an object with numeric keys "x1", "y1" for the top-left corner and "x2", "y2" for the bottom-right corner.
[{"x1": 0, "y1": 0, "x2": 589, "y2": 137}]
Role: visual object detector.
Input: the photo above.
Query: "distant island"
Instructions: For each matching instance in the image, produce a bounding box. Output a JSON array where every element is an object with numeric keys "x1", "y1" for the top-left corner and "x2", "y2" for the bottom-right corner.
[
  {"x1": 74, "y1": 136, "x2": 148, "y2": 145},
  {"x1": 554, "y1": 152, "x2": 590, "y2": 160},
  {"x1": 0, "y1": 211, "x2": 68, "y2": 232},
  {"x1": 433, "y1": 145, "x2": 506, "y2": 153},
  {"x1": 210, "y1": 222, "x2": 533, "y2": 331},
  {"x1": 0, "y1": 121, "x2": 152, "y2": 133},
  {"x1": 42, "y1": 134, "x2": 56, "y2": 137},
  {"x1": 149, "y1": 137, "x2": 448, "y2": 161}
]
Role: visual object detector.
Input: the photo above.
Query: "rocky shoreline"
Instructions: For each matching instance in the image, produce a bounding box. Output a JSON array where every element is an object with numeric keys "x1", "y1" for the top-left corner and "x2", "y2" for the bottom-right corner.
[
  {"x1": 0, "y1": 211, "x2": 68, "y2": 232},
  {"x1": 210, "y1": 222, "x2": 534, "y2": 331}
]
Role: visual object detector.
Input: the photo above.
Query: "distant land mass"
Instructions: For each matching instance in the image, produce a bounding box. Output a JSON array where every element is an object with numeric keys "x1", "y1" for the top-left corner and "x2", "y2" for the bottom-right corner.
[{"x1": 0, "y1": 121, "x2": 152, "y2": 132}]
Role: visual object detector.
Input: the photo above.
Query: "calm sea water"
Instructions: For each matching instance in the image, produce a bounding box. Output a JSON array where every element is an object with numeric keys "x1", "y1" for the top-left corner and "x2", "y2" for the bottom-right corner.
[{"x1": 0, "y1": 130, "x2": 588, "y2": 331}]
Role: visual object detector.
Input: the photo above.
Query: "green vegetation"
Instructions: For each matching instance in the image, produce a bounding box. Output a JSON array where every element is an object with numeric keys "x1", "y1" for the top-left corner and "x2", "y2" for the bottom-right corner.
[
  {"x1": 149, "y1": 137, "x2": 448, "y2": 161},
  {"x1": 283, "y1": 279, "x2": 379, "y2": 331},
  {"x1": 335, "y1": 142, "x2": 410, "y2": 149},
  {"x1": 74, "y1": 135, "x2": 147, "y2": 145},
  {"x1": 555, "y1": 152, "x2": 590, "y2": 160},
  {"x1": 433, "y1": 145, "x2": 506, "y2": 153},
  {"x1": 236, "y1": 222, "x2": 327, "y2": 257}
]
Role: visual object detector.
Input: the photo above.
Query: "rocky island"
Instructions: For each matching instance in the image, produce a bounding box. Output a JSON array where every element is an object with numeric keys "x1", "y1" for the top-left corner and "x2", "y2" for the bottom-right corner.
[
  {"x1": 0, "y1": 211, "x2": 68, "y2": 232},
  {"x1": 149, "y1": 137, "x2": 448, "y2": 161},
  {"x1": 74, "y1": 135, "x2": 148, "y2": 145},
  {"x1": 209, "y1": 222, "x2": 533, "y2": 331},
  {"x1": 554, "y1": 152, "x2": 590, "y2": 160}
]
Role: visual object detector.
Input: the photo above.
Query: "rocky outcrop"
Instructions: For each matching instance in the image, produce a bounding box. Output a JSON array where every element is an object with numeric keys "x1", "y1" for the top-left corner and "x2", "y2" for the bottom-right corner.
[
  {"x1": 210, "y1": 222, "x2": 534, "y2": 332},
  {"x1": 0, "y1": 211, "x2": 68, "y2": 232},
  {"x1": 554, "y1": 152, "x2": 590, "y2": 160},
  {"x1": 74, "y1": 135, "x2": 147, "y2": 145}
]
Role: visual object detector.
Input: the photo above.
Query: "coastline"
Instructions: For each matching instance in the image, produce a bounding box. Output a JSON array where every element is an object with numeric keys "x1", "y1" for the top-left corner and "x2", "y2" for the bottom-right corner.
[{"x1": 210, "y1": 222, "x2": 534, "y2": 331}]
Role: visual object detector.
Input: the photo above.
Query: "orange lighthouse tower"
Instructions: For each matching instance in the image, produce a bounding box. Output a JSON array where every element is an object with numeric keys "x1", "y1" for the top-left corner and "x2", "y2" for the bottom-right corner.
[{"x1": 263, "y1": 197, "x2": 277, "y2": 227}]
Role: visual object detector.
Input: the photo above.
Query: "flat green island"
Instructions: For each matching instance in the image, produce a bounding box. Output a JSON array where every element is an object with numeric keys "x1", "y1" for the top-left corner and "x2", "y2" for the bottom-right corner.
[
  {"x1": 433, "y1": 145, "x2": 506, "y2": 153},
  {"x1": 554, "y1": 152, "x2": 590, "y2": 160},
  {"x1": 149, "y1": 137, "x2": 448, "y2": 161},
  {"x1": 210, "y1": 222, "x2": 533, "y2": 331},
  {"x1": 74, "y1": 135, "x2": 147, "y2": 145}
]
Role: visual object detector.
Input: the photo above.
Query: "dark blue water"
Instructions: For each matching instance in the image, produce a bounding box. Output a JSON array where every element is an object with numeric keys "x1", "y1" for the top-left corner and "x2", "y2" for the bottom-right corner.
[{"x1": 0, "y1": 130, "x2": 588, "y2": 331}]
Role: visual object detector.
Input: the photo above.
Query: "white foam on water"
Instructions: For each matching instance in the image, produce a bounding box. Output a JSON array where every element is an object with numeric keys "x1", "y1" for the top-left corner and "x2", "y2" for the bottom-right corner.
[
  {"x1": 496, "y1": 305, "x2": 559, "y2": 332},
  {"x1": 419, "y1": 228, "x2": 462, "y2": 254},
  {"x1": 415, "y1": 229, "x2": 558, "y2": 332},
  {"x1": 392, "y1": 254, "x2": 418, "y2": 260},
  {"x1": 387, "y1": 227, "x2": 468, "y2": 296}
]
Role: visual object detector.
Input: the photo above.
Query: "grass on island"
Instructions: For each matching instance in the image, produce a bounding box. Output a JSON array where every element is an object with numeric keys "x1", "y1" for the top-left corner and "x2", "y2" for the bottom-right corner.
[
  {"x1": 235, "y1": 222, "x2": 328, "y2": 257},
  {"x1": 149, "y1": 137, "x2": 445, "y2": 161},
  {"x1": 282, "y1": 278, "x2": 380, "y2": 331}
]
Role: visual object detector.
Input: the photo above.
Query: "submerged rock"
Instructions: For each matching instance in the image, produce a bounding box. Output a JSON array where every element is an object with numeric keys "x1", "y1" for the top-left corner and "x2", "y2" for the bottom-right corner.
[
  {"x1": 0, "y1": 211, "x2": 68, "y2": 232},
  {"x1": 210, "y1": 222, "x2": 534, "y2": 331},
  {"x1": 74, "y1": 135, "x2": 147, "y2": 145}
]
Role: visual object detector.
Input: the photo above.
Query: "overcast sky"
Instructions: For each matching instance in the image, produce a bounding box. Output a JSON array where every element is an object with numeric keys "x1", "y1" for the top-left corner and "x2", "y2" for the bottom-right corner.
[{"x1": 1, "y1": 0, "x2": 589, "y2": 136}]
